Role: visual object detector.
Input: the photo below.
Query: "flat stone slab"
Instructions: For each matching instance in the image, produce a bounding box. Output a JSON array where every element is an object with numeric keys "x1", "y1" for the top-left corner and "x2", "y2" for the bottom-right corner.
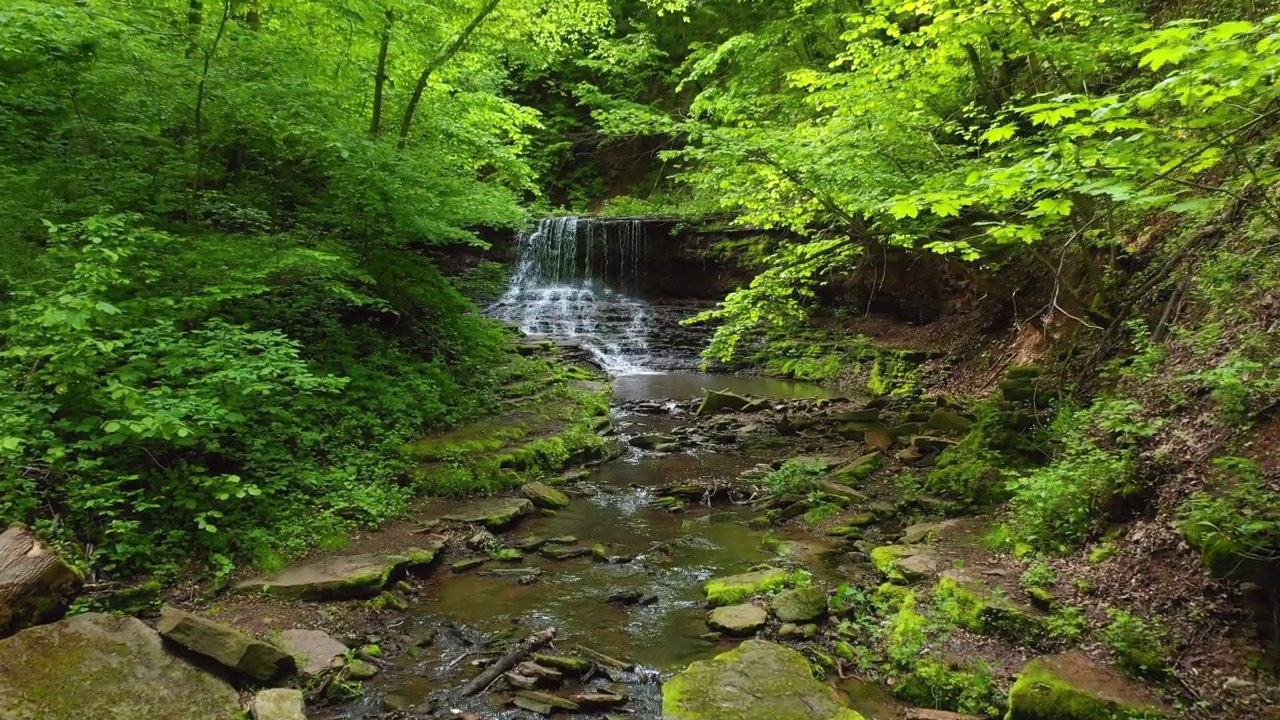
[
  {"x1": 235, "y1": 540, "x2": 443, "y2": 600},
  {"x1": 157, "y1": 605, "x2": 293, "y2": 680},
  {"x1": 277, "y1": 629, "x2": 347, "y2": 677},
  {"x1": 251, "y1": 688, "x2": 306, "y2": 720},
  {"x1": 707, "y1": 603, "x2": 767, "y2": 635},
  {"x1": 1009, "y1": 653, "x2": 1171, "y2": 720},
  {"x1": 442, "y1": 498, "x2": 533, "y2": 528},
  {"x1": 663, "y1": 639, "x2": 864, "y2": 720},
  {"x1": 0, "y1": 613, "x2": 241, "y2": 720}
]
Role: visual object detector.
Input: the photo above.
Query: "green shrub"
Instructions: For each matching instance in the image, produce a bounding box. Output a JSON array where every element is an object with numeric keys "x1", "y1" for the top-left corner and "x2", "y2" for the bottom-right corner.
[
  {"x1": 764, "y1": 461, "x2": 827, "y2": 496},
  {"x1": 1020, "y1": 561, "x2": 1058, "y2": 589},
  {"x1": 1100, "y1": 608, "x2": 1168, "y2": 675},
  {"x1": 1180, "y1": 457, "x2": 1280, "y2": 585}
]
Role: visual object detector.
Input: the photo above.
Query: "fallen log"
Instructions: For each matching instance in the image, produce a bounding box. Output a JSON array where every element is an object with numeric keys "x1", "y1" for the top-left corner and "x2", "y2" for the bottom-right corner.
[
  {"x1": 574, "y1": 643, "x2": 634, "y2": 671},
  {"x1": 460, "y1": 627, "x2": 556, "y2": 696},
  {"x1": 0, "y1": 524, "x2": 82, "y2": 637}
]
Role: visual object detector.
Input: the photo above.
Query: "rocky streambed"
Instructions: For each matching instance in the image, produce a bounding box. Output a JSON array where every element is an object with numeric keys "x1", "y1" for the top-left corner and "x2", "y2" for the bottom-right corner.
[{"x1": 0, "y1": 369, "x2": 1177, "y2": 720}]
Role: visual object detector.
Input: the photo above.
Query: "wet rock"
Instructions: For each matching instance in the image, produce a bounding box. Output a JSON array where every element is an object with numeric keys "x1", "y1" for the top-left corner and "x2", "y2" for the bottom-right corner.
[
  {"x1": 250, "y1": 689, "x2": 306, "y2": 720},
  {"x1": 513, "y1": 535, "x2": 548, "y2": 551},
  {"x1": 1008, "y1": 653, "x2": 1170, "y2": 720},
  {"x1": 826, "y1": 526, "x2": 864, "y2": 538},
  {"x1": 157, "y1": 605, "x2": 293, "y2": 681},
  {"x1": 778, "y1": 622, "x2": 800, "y2": 638},
  {"x1": 541, "y1": 545, "x2": 590, "y2": 560},
  {"x1": 770, "y1": 586, "x2": 828, "y2": 623},
  {"x1": 928, "y1": 409, "x2": 974, "y2": 433},
  {"x1": 663, "y1": 639, "x2": 864, "y2": 720},
  {"x1": 707, "y1": 603, "x2": 767, "y2": 635},
  {"x1": 235, "y1": 540, "x2": 443, "y2": 600},
  {"x1": 277, "y1": 629, "x2": 348, "y2": 678},
  {"x1": 704, "y1": 567, "x2": 791, "y2": 607},
  {"x1": 442, "y1": 498, "x2": 534, "y2": 529},
  {"x1": 572, "y1": 691, "x2": 627, "y2": 707},
  {"x1": 630, "y1": 434, "x2": 678, "y2": 449},
  {"x1": 344, "y1": 658, "x2": 379, "y2": 680},
  {"x1": 870, "y1": 545, "x2": 943, "y2": 584},
  {"x1": 452, "y1": 557, "x2": 486, "y2": 572},
  {"x1": 779, "y1": 500, "x2": 812, "y2": 520},
  {"x1": 700, "y1": 631, "x2": 722, "y2": 642},
  {"x1": 696, "y1": 389, "x2": 754, "y2": 416},
  {"x1": 547, "y1": 535, "x2": 578, "y2": 544},
  {"x1": 845, "y1": 511, "x2": 877, "y2": 527},
  {"x1": 521, "y1": 481, "x2": 570, "y2": 509},
  {"x1": 0, "y1": 613, "x2": 241, "y2": 720},
  {"x1": 607, "y1": 589, "x2": 644, "y2": 605},
  {"x1": 505, "y1": 672, "x2": 540, "y2": 690}
]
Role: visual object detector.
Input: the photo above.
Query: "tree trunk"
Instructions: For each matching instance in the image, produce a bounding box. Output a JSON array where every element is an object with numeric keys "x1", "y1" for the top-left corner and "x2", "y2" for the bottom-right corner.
[
  {"x1": 397, "y1": 0, "x2": 502, "y2": 149},
  {"x1": 370, "y1": 7, "x2": 394, "y2": 135},
  {"x1": 0, "y1": 525, "x2": 82, "y2": 638}
]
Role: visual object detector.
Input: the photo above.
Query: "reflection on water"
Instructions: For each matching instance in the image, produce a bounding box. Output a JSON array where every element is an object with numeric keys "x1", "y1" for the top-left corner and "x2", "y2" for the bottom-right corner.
[{"x1": 612, "y1": 372, "x2": 838, "y2": 402}]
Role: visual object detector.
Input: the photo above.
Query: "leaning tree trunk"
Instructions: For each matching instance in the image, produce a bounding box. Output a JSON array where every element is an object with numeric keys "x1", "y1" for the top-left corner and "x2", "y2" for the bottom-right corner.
[{"x1": 0, "y1": 525, "x2": 82, "y2": 638}]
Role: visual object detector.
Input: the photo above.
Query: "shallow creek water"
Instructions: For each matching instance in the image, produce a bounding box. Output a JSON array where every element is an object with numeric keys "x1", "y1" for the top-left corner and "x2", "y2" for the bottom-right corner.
[{"x1": 344, "y1": 373, "x2": 851, "y2": 719}]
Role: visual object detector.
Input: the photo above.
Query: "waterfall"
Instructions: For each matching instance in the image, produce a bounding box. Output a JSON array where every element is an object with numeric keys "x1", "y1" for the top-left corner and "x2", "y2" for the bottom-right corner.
[{"x1": 490, "y1": 217, "x2": 656, "y2": 375}]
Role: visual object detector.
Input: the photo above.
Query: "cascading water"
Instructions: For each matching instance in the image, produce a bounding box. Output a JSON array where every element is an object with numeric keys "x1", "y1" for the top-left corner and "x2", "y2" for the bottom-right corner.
[{"x1": 490, "y1": 217, "x2": 658, "y2": 375}]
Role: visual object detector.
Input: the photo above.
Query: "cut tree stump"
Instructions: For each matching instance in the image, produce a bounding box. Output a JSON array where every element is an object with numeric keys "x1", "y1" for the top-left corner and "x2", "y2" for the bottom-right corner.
[{"x1": 0, "y1": 524, "x2": 83, "y2": 637}]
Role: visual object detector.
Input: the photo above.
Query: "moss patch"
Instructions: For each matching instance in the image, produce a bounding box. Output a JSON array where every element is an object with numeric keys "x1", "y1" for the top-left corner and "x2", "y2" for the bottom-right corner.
[
  {"x1": 934, "y1": 570, "x2": 1047, "y2": 643},
  {"x1": 1008, "y1": 655, "x2": 1169, "y2": 720},
  {"x1": 704, "y1": 567, "x2": 791, "y2": 607}
]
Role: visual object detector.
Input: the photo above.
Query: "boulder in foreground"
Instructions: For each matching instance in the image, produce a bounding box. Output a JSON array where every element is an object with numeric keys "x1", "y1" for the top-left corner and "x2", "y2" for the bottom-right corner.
[
  {"x1": 0, "y1": 613, "x2": 240, "y2": 720},
  {"x1": 1008, "y1": 653, "x2": 1170, "y2": 720},
  {"x1": 663, "y1": 639, "x2": 864, "y2": 720}
]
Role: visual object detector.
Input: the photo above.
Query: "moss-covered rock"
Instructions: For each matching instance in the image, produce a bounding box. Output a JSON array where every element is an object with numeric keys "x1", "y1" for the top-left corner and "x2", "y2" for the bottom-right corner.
[
  {"x1": 0, "y1": 613, "x2": 241, "y2": 720},
  {"x1": 235, "y1": 540, "x2": 443, "y2": 600},
  {"x1": 870, "y1": 545, "x2": 942, "y2": 584},
  {"x1": 831, "y1": 452, "x2": 883, "y2": 484},
  {"x1": 663, "y1": 639, "x2": 865, "y2": 720},
  {"x1": 770, "y1": 586, "x2": 828, "y2": 623},
  {"x1": 934, "y1": 570, "x2": 1047, "y2": 643},
  {"x1": 696, "y1": 389, "x2": 754, "y2": 416},
  {"x1": 520, "y1": 481, "x2": 570, "y2": 509},
  {"x1": 156, "y1": 605, "x2": 294, "y2": 680},
  {"x1": 703, "y1": 567, "x2": 791, "y2": 607},
  {"x1": 442, "y1": 498, "x2": 534, "y2": 528},
  {"x1": 1008, "y1": 654, "x2": 1170, "y2": 720}
]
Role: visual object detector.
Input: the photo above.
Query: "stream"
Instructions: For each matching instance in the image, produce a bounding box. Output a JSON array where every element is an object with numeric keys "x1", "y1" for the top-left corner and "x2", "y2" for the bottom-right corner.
[{"x1": 343, "y1": 219, "x2": 861, "y2": 717}]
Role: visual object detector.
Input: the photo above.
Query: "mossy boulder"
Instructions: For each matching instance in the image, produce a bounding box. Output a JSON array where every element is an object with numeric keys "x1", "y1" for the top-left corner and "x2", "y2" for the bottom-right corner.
[
  {"x1": 770, "y1": 586, "x2": 828, "y2": 623},
  {"x1": 934, "y1": 570, "x2": 1047, "y2": 642},
  {"x1": 831, "y1": 453, "x2": 882, "y2": 484},
  {"x1": 442, "y1": 498, "x2": 534, "y2": 528},
  {"x1": 703, "y1": 567, "x2": 791, "y2": 607},
  {"x1": 662, "y1": 639, "x2": 865, "y2": 720},
  {"x1": 696, "y1": 389, "x2": 754, "y2": 416},
  {"x1": 630, "y1": 434, "x2": 679, "y2": 449},
  {"x1": 157, "y1": 605, "x2": 294, "y2": 681},
  {"x1": 520, "y1": 481, "x2": 570, "y2": 509},
  {"x1": 928, "y1": 408, "x2": 974, "y2": 433},
  {"x1": 251, "y1": 688, "x2": 306, "y2": 720},
  {"x1": 235, "y1": 540, "x2": 443, "y2": 600},
  {"x1": 1008, "y1": 653, "x2": 1170, "y2": 720},
  {"x1": 870, "y1": 545, "x2": 942, "y2": 584},
  {"x1": 707, "y1": 603, "x2": 767, "y2": 635},
  {"x1": 0, "y1": 613, "x2": 241, "y2": 720}
]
